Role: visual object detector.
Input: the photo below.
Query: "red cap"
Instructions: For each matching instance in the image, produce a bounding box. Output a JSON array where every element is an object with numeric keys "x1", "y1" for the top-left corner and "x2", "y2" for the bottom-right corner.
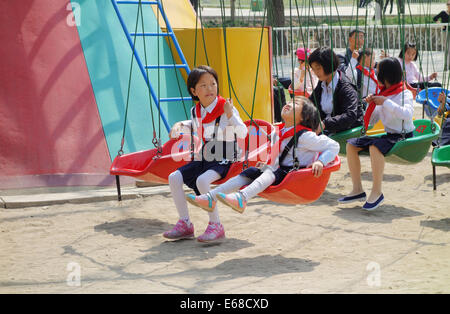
[{"x1": 296, "y1": 48, "x2": 311, "y2": 61}]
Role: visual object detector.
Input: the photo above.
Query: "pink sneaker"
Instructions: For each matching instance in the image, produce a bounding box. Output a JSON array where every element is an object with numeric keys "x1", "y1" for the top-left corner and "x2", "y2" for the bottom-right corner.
[
  {"x1": 197, "y1": 222, "x2": 225, "y2": 243},
  {"x1": 163, "y1": 219, "x2": 194, "y2": 240},
  {"x1": 217, "y1": 192, "x2": 247, "y2": 213},
  {"x1": 185, "y1": 193, "x2": 216, "y2": 212}
]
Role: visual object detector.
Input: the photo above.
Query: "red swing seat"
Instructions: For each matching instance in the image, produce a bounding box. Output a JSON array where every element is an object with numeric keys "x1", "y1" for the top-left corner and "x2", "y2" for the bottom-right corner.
[
  {"x1": 212, "y1": 119, "x2": 276, "y2": 184},
  {"x1": 288, "y1": 84, "x2": 310, "y2": 98},
  {"x1": 110, "y1": 119, "x2": 275, "y2": 185},
  {"x1": 110, "y1": 133, "x2": 201, "y2": 184},
  {"x1": 257, "y1": 156, "x2": 341, "y2": 205},
  {"x1": 404, "y1": 82, "x2": 418, "y2": 99}
]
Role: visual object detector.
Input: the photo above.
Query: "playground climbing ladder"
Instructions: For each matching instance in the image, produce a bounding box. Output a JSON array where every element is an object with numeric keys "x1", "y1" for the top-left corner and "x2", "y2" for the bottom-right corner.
[{"x1": 111, "y1": 0, "x2": 192, "y2": 133}]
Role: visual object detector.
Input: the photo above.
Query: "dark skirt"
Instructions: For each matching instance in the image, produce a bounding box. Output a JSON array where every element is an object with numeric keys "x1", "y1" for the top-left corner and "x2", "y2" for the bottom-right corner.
[
  {"x1": 410, "y1": 82, "x2": 442, "y2": 90},
  {"x1": 434, "y1": 119, "x2": 450, "y2": 147},
  {"x1": 240, "y1": 165, "x2": 293, "y2": 186},
  {"x1": 178, "y1": 160, "x2": 232, "y2": 195},
  {"x1": 347, "y1": 132, "x2": 414, "y2": 156}
]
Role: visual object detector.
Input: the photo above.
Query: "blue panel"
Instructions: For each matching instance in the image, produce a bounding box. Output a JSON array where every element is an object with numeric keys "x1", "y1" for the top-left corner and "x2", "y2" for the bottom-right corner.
[{"x1": 71, "y1": 0, "x2": 193, "y2": 159}]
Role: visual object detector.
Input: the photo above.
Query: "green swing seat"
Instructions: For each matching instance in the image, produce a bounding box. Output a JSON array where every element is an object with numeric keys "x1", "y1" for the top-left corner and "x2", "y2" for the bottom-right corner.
[
  {"x1": 359, "y1": 119, "x2": 440, "y2": 165},
  {"x1": 329, "y1": 126, "x2": 365, "y2": 155},
  {"x1": 431, "y1": 144, "x2": 450, "y2": 190}
]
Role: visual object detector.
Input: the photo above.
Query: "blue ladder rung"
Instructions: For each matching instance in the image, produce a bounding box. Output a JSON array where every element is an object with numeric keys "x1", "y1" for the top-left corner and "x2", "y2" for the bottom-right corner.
[
  {"x1": 116, "y1": 1, "x2": 158, "y2": 4},
  {"x1": 160, "y1": 97, "x2": 193, "y2": 102},
  {"x1": 111, "y1": 0, "x2": 192, "y2": 133},
  {"x1": 130, "y1": 32, "x2": 172, "y2": 37},
  {"x1": 145, "y1": 64, "x2": 188, "y2": 69}
]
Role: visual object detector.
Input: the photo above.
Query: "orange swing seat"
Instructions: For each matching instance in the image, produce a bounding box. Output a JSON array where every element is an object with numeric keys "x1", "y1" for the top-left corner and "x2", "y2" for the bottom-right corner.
[
  {"x1": 257, "y1": 156, "x2": 341, "y2": 204},
  {"x1": 110, "y1": 133, "x2": 201, "y2": 184},
  {"x1": 110, "y1": 119, "x2": 275, "y2": 185}
]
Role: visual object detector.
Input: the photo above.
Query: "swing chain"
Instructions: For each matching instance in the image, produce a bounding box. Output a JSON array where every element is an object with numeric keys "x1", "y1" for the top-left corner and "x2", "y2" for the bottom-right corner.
[
  {"x1": 118, "y1": 138, "x2": 125, "y2": 156},
  {"x1": 190, "y1": 137, "x2": 195, "y2": 162},
  {"x1": 361, "y1": 125, "x2": 366, "y2": 136},
  {"x1": 430, "y1": 117, "x2": 437, "y2": 133},
  {"x1": 431, "y1": 122, "x2": 436, "y2": 133},
  {"x1": 292, "y1": 157, "x2": 300, "y2": 171},
  {"x1": 151, "y1": 131, "x2": 160, "y2": 148},
  {"x1": 242, "y1": 150, "x2": 249, "y2": 170},
  {"x1": 155, "y1": 139, "x2": 163, "y2": 159}
]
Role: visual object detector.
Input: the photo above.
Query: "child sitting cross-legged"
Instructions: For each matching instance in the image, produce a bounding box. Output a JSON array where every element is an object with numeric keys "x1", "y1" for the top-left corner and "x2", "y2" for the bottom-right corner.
[{"x1": 185, "y1": 96, "x2": 340, "y2": 213}]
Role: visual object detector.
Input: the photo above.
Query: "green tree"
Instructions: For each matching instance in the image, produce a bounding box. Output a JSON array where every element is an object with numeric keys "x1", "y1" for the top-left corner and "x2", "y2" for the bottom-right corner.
[
  {"x1": 267, "y1": 0, "x2": 285, "y2": 27},
  {"x1": 267, "y1": 0, "x2": 286, "y2": 56},
  {"x1": 231, "y1": 0, "x2": 236, "y2": 25}
]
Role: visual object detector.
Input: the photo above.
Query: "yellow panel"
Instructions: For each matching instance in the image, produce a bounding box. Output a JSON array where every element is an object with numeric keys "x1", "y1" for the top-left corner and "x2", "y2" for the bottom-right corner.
[
  {"x1": 434, "y1": 112, "x2": 449, "y2": 127},
  {"x1": 366, "y1": 120, "x2": 385, "y2": 136},
  {"x1": 174, "y1": 27, "x2": 273, "y2": 123},
  {"x1": 154, "y1": 0, "x2": 199, "y2": 30}
]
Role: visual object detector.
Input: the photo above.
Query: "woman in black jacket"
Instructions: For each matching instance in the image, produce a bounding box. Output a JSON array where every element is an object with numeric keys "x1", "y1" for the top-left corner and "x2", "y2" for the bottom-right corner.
[{"x1": 308, "y1": 47, "x2": 364, "y2": 135}]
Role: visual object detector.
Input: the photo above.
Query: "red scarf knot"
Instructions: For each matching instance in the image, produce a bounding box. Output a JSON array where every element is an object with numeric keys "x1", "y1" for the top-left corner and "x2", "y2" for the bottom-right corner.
[
  {"x1": 195, "y1": 96, "x2": 226, "y2": 142},
  {"x1": 356, "y1": 64, "x2": 380, "y2": 94},
  {"x1": 363, "y1": 82, "x2": 404, "y2": 130},
  {"x1": 267, "y1": 123, "x2": 311, "y2": 165}
]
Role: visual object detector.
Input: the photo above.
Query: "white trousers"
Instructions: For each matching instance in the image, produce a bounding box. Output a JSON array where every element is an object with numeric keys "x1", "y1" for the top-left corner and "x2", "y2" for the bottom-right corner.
[
  {"x1": 209, "y1": 168, "x2": 276, "y2": 202},
  {"x1": 169, "y1": 169, "x2": 222, "y2": 223}
]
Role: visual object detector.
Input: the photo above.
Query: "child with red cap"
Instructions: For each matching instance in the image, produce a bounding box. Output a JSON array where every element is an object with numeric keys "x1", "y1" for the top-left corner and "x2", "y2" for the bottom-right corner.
[{"x1": 290, "y1": 47, "x2": 318, "y2": 97}]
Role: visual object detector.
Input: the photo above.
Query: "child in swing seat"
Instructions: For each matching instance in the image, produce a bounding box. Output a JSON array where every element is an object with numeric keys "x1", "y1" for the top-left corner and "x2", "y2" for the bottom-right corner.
[
  {"x1": 381, "y1": 42, "x2": 441, "y2": 90},
  {"x1": 340, "y1": 57, "x2": 415, "y2": 211},
  {"x1": 291, "y1": 48, "x2": 318, "y2": 97},
  {"x1": 434, "y1": 91, "x2": 450, "y2": 146},
  {"x1": 163, "y1": 65, "x2": 247, "y2": 243},
  {"x1": 185, "y1": 96, "x2": 339, "y2": 213},
  {"x1": 345, "y1": 48, "x2": 379, "y2": 99}
]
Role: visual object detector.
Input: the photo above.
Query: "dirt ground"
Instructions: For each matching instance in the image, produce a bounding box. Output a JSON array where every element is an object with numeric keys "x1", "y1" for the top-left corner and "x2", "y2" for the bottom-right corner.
[
  {"x1": 1, "y1": 156, "x2": 449, "y2": 294},
  {"x1": 1, "y1": 109, "x2": 449, "y2": 294}
]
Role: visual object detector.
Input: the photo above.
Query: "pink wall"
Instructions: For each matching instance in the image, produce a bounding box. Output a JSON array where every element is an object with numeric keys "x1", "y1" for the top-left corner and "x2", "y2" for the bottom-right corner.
[{"x1": 0, "y1": 1, "x2": 112, "y2": 188}]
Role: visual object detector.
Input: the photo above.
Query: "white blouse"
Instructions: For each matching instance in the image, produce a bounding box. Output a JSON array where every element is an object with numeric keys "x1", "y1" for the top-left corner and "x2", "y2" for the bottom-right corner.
[
  {"x1": 180, "y1": 97, "x2": 248, "y2": 141},
  {"x1": 345, "y1": 58, "x2": 378, "y2": 97},
  {"x1": 369, "y1": 90, "x2": 415, "y2": 134},
  {"x1": 397, "y1": 58, "x2": 432, "y2": 84},
  {"x1": 293, "y1": 67, "x2": 318, "y2": 95},
  {"x1": 320, "y1": 72, "x2": 340, "y2": 118},
  {"x1": 270, "y1": 126, "x2": 340, "y2": 169}
]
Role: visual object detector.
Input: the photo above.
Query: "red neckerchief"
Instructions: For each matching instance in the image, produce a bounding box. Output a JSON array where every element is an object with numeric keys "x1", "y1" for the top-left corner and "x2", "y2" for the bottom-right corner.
[
  {"x1": 195, "y1": 96, "x2": 226, "y2": 142},
  {"x1": 356, "y1": 65, "x2": 380, "y2": 94},
  {"x1": 363, "y1": 82, "x2": 404, "y2": 130},
  {"x1": 267, "y1": 123, "x2": 311, "y2": 165}
]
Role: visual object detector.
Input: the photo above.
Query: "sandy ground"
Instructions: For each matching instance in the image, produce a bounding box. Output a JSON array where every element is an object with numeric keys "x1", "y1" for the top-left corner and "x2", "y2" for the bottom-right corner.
[{"x1": 1, "y1": 109, "x2": 449, "y2": 294}]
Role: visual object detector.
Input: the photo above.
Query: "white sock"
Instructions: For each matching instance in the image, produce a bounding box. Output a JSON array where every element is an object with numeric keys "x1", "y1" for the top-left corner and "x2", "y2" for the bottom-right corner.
[
  {"x1": 209, "y1": 174, "x2": 252, "y2": 200},
  {"x1": 196, "y1": 170, "x2": 222, "y2": 224},
  {"x1": 168, "y1": 170, "x2": 190, "y2": 224},
  {"x1": 240, "y1": 169, "x2": 276, "y2": 201}
]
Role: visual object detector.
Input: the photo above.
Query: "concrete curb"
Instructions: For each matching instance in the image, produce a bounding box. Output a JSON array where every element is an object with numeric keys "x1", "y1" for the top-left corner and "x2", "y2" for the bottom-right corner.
[{"x1": 0, "y1": 185, "x2": 176, "y2": 209}]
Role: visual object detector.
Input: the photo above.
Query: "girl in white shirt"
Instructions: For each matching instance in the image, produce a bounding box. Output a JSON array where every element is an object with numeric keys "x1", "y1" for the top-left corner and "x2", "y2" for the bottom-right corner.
[
  {"x1": 186, "y1": 96, "x2": 339, "y2": 213},
  {"x1": 340, "y1": 57, "x2": 415, "y2": 211},
  {"x1": 163, "y1": 65, "x2": 247, "y2": 243},
  {"x1": 291, "y1": 48, "x2": 318, "y2": 97},
  {"x1": 345, "y1": 49, "x2": 379, "y2": 98},
  {"x1": 383, "y1": 42, "x2": 441, "y2": 89}
]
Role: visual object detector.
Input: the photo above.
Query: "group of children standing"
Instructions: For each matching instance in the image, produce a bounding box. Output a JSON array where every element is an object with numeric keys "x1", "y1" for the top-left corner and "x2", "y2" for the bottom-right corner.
[{"x1": 161, "y1": 34, "x2": 447, "y2": 243}]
